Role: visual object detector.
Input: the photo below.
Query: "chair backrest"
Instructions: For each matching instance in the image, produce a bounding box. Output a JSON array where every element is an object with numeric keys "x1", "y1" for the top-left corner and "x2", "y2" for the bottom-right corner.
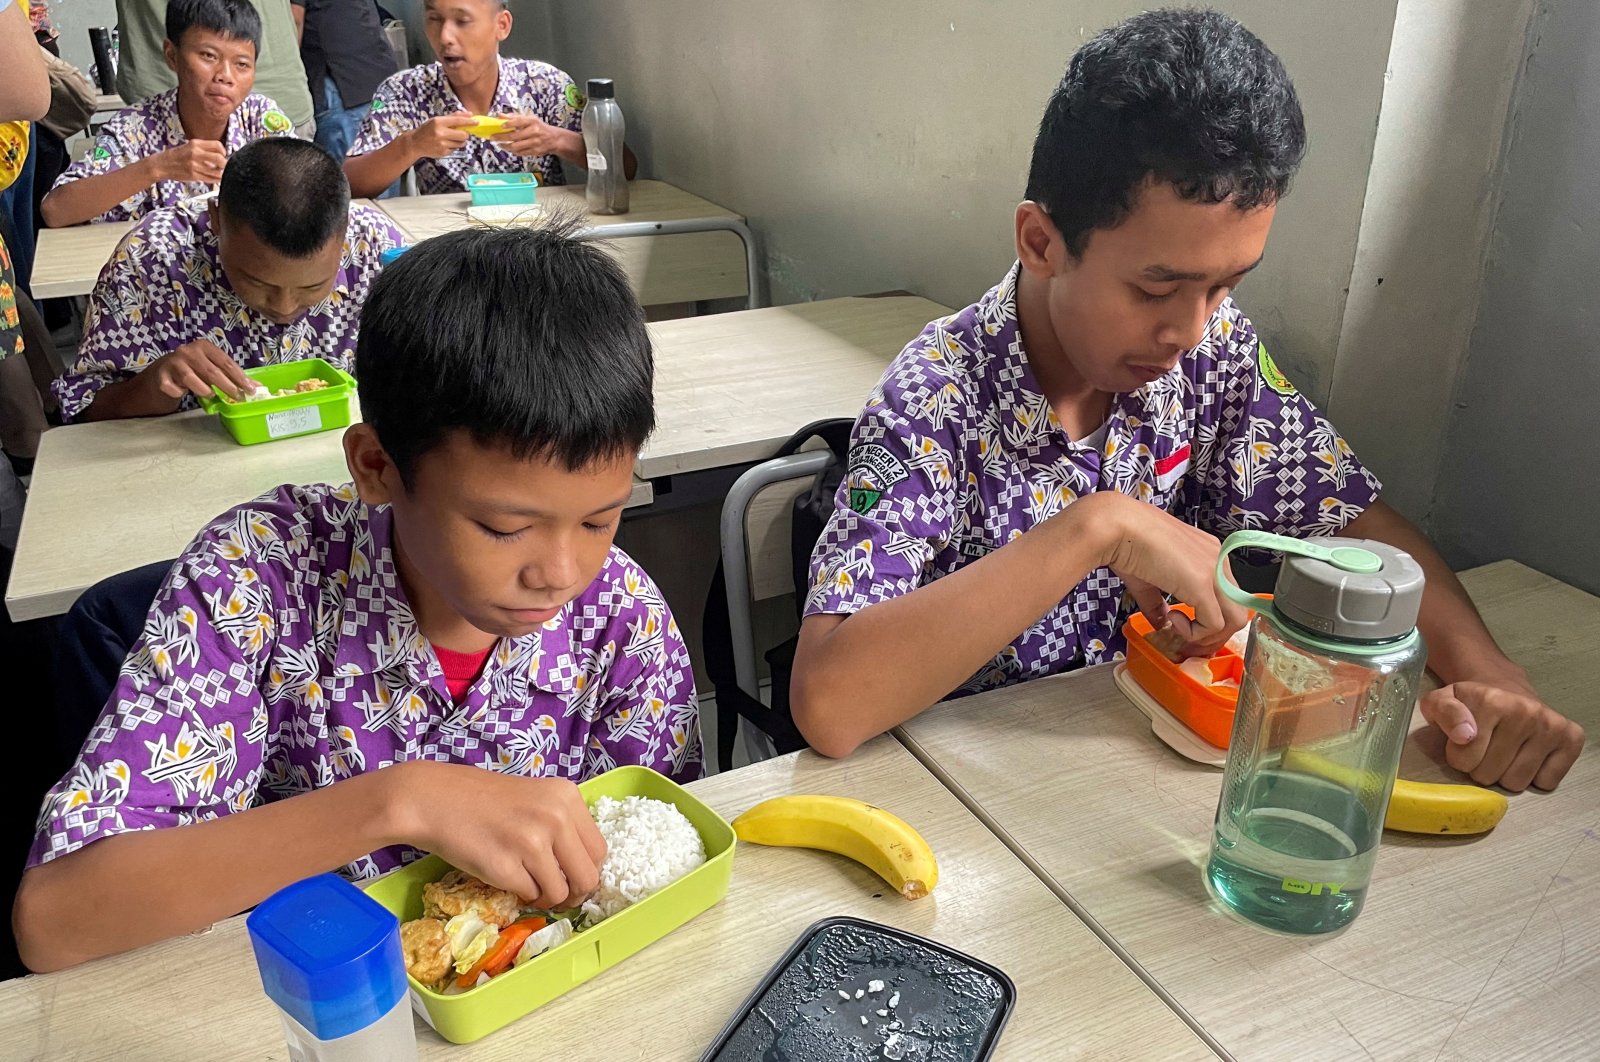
[
  {"x1": 741, "y1": 439, "x2": 831, "y2": 603},
  {"x1": 702, "y1": 419, "x2": 853, "y2": 770}
]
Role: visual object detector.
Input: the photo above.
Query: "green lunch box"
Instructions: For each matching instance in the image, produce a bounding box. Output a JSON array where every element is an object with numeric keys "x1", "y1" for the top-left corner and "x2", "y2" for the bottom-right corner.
[
  {"x1": 363, "y1": 765, "x2": 737, "y2": 1045},
  {"x1": 467, "y1": 172, "x2": 538, "y2": 207},
  {"x1": 198, "y1": 359, "x2": 355, "y2": 445}
]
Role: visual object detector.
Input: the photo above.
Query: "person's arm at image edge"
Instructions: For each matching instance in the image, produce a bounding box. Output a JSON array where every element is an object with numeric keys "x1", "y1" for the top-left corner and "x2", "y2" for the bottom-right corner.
[{"x1": 1343, "y1": 500, "x2": 1584, "y2": 791}]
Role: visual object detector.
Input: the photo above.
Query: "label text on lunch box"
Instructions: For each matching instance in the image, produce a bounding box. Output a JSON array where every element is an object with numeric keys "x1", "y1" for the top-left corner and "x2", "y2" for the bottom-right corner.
[{"x1": 266, "y1": 405, "x2": 322, "y2": 439}]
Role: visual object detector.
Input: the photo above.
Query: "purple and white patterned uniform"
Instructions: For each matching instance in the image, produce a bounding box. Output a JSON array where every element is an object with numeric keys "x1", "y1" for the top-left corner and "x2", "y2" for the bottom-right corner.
[
  {"x1": 51, "y1": 88, "x2": 297, "y2": 224},
  {"x1": 51, "y1": 199, "x2": 404, "y2": 421},
  {"x1": 29, "y1": 482, "x2": 702, "y2": 880},
  {"x1": 805, "y1": 265, "x2": 1383, "y2": 695},
  {"x1": 349, "y1": 58, "x2": 584, "y2": 192}
]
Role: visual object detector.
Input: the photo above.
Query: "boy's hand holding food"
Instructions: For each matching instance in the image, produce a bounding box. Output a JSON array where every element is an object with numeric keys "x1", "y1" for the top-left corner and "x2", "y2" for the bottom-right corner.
[
  {"x1": 139, "y1": 338, "x2": 256, "y2": 406},
  {"x1": 493, "y1": 114, "x2": 575, "y2": 159},
  {"x1": 154, "y1": 139, "x2": 228, "y2": 184},
  {"x1": 1088, "y1": 492, "x2": 1251, "y2": 658},
  {"x1": 390, "y1": 762, "x2": 607, "y2": 910},
  {"x1": 406, "y1": 113, "x2": 475, "y2": 158}
]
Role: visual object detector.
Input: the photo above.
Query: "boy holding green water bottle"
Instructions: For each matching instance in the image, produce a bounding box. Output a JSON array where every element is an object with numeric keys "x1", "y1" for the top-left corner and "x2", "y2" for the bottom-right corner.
[{"x1": 791, "y1": 9, "x2": 1584, "y2": 794}]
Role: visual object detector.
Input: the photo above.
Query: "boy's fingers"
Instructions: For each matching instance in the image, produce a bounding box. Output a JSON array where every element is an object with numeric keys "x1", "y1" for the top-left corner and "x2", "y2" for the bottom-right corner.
[
  {"x1": 1500, "y1": 740, "x2": 1551, "y2": 794},
  {"x1": 159, "y1": 367, "x2": 196, "y2": 398},
  {"x1": 1419, "y1": 686, "x2": 1479, "y2": 745},
  {"x1": 202, "y1": 346, "x2": 254, "y2": 394},
  {"x1": 552, "y1": 828, "x2": 599, "y2": 901},
  {"x1": 1468, "y1": 729, "x2": 1525, "y2": 788},
  {"x1": 1532, "y1": 731, "x2": 1583, "y2": 791},
  {"x1": 1123, "y1": 578, "x2": 1170, "y2": 631},
  {"x1": 577, "y1": 812, "x2": 607, "y2": 865},
  {"x1": 525, "y1": 848, "x2": 570, "y2": 911}
]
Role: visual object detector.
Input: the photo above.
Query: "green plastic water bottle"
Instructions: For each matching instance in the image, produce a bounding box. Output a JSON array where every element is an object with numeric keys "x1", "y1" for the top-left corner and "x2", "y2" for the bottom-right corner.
[{"x1": 1205, "y1": 531, "x2": 1427, "y2": 934}]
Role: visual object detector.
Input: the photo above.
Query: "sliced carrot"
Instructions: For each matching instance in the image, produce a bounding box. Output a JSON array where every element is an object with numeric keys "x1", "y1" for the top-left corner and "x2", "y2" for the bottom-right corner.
[{"x1": 455, "y1": 917, "x2": 547, "y2": 989}]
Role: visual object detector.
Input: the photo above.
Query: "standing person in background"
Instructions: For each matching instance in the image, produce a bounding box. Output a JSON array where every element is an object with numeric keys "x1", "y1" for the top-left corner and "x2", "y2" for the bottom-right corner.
[
  {"x1": 291, "y1": 0, "x2": 397, "y2": 164},
  {"x1": 116, "y1": 0, "x2": 315, "y2": 138}
]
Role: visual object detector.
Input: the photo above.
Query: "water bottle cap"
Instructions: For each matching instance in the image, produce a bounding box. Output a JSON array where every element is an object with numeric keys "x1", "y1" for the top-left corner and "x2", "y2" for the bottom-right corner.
[
  {"x1": 246, "y1": 874, "x2": 407, "y2": 1041},
  {"x1": 586, "y1": 78, "x2": 615, "y2": 99},
  {"x1": 1273, "y1": 537, "x2": 1425, "y2": 642}
]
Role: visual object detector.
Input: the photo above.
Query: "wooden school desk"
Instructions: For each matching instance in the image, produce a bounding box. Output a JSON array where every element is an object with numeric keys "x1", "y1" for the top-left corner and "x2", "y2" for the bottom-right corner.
[
  {"x1": 372, "y1": 180, "x2": 757, "y2": 310},
  {"x1": 3, "y1": 405, "x2": 652, "y2": 622},
  {"x1": 0, "y1": 739, "x2": 1212, "y2": 1060},
  {"x1": 640, "y1": 295, "x2": 949, "y2": 480},
  {"x1": 896, "y1": 561, "x2": 1600, "y2": 1061}
]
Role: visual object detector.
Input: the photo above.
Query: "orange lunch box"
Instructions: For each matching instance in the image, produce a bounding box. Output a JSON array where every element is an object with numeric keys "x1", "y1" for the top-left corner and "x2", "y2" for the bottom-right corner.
[
  {"x1": 1122, "y1": 604, "x2": 1243, "y2": 749},
  {"x1": 1123, "y1": 601, "x2": 1372, "y2": 752}
]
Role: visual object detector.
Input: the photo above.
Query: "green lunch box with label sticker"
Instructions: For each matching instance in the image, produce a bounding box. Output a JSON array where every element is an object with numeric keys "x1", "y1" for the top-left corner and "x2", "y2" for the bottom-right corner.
[
  {"x1": 363, "y1": 765, "x2": 737, "y2": 1045},
  {"x1": 467, "y1": 172, "x2": 538, "y2": 207},
  {"x1": 198, "y1": 359, "x2": 355, "y2": 445}
]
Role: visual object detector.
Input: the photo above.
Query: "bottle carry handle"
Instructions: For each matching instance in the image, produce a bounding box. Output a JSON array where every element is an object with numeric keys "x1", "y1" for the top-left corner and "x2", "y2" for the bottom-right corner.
[{"x1": 1215, "y1": 531, "x2": 1384, "y2": 623}]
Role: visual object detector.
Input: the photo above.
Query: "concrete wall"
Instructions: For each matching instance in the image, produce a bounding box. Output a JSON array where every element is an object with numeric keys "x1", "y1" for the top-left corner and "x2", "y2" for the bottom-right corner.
[
  {"x1": 514, "y1": 0, "x2": 1401, "y2": 405},
  {"x1": 1432, "y1": 0, "x2": 1600, "y2": 594},
  {"x1": 1326, "y1": 0, "x2": 1534, "y2": 519}
]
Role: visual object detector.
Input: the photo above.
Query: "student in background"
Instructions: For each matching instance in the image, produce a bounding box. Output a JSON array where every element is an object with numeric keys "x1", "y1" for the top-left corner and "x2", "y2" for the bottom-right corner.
[
  {"x1": 52, "y1": 137, "x2": 403, "y2": 421},
  {"x1": 343, "y1": 0, "x2": 635, "y2": 198},
  {"x1": 789, "y1": 10, "x2": 1584, "y2": 794},
  {"x1": 15, "y1": 217, "x2": 699, "y2": 973},
  {"x1": 42, "y1": 0, "x2": 297, "y2": 228},
  {"x1": 116, "y1": 0, "x2": 314, "y2": 136}
]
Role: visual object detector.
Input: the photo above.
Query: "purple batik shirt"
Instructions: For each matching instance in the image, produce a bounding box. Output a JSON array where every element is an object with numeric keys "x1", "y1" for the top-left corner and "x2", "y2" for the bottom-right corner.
[
  {"x1": 51, "y1": 199, "x2": 405, "y2": 421},
  {"x1": 350, "y1": 57, "x2": 584, "y2": 193},
  {"x1": 30, "y1": 483, "x2": 703, "y2": 881},
  {"x1": 806, "y1": 265, "x2": 1383, "y2": 696},
  {"x1": 51, "y1": 88, "x2": 298, "y2": 224}
]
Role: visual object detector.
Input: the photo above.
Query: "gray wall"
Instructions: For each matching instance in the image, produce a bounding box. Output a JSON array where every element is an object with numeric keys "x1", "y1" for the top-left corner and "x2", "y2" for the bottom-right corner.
[
  {"x1": 514, "y1": 0, "x2": 1401, "y2": 406},
  {"x1": 1326, "y1": 0, "x2": 1533, "y2": 519},
  {"x1": 1432, "y1": 0, "x2": 1600, "y2": 594}
]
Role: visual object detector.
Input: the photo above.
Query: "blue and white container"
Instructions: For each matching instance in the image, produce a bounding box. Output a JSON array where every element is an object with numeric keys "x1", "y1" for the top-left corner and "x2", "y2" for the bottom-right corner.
[{"x1": 247, "y1": 874, "x2": 418, "y2": 1061}]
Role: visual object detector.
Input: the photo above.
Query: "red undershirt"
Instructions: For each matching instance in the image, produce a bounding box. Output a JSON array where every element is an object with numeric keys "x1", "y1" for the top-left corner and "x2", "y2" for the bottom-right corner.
[{"x1": 434, "y1": 643, "x2": 494, "y2": 703}]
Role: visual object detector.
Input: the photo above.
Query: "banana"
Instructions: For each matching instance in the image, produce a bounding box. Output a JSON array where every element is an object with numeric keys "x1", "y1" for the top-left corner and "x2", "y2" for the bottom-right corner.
[
  {"x1": 732, "y1": 795, "x2": 939, "y2": 899},
  {"x1": 1383, "y1": 777, "x2": 1509, "y2": 834},
  {"x1": 1281, "y1": 747, "x2": 1509, "y2": 835}
]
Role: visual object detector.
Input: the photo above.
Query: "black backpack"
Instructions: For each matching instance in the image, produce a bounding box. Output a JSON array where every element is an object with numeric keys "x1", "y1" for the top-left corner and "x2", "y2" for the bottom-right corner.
[{"x1": 701, "y1": 418, "x2": 855, "y2": 772}]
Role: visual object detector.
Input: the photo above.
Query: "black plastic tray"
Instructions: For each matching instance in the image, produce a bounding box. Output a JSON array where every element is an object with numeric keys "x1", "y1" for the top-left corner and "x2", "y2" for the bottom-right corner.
[{"x1": 701, "y1": 916, "x2": 1017, "y2": 1061}]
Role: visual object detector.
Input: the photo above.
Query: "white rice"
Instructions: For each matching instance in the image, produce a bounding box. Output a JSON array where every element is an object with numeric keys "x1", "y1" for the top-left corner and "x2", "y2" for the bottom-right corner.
[{"x1": 581, "y1": 795, "x2": 706, "y2": 924}]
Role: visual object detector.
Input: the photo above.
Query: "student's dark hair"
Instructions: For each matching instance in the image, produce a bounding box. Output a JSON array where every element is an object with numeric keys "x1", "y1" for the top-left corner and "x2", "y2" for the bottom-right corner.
[
  {"x1": 357, "y1": 215, "x2": 655, "y2": 486},
  {"x1": 165, "y1": 0, "x2": 263, "y2": 52},
  {"x1": 217, "y1": 139, "x2": 350, "y2": 257},
  {"x1": 1026, "y1": 8, "x2": 1305, "y2": 257}
]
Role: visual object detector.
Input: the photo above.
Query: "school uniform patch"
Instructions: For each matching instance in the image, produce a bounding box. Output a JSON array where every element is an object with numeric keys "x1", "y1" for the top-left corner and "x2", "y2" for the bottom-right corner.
[
  {"x1": 847, "y1": 443, "x2": 909, "y2": 514},
  {"x1": 93, "y1": 145, "x2": 109, "y2": 160},
  {"x1": 1258, "y1": 341, "x2": 1297, "y2": 396},
  {"x1": 262, "y1": 110, "x2": 292, "y2": 134},
  {"x1": 1154, "y1": 443, "x2": 1191, "y2": 491},
  {"x1": 565, "y1": 83, "x2": 586, "y2": 110}
]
